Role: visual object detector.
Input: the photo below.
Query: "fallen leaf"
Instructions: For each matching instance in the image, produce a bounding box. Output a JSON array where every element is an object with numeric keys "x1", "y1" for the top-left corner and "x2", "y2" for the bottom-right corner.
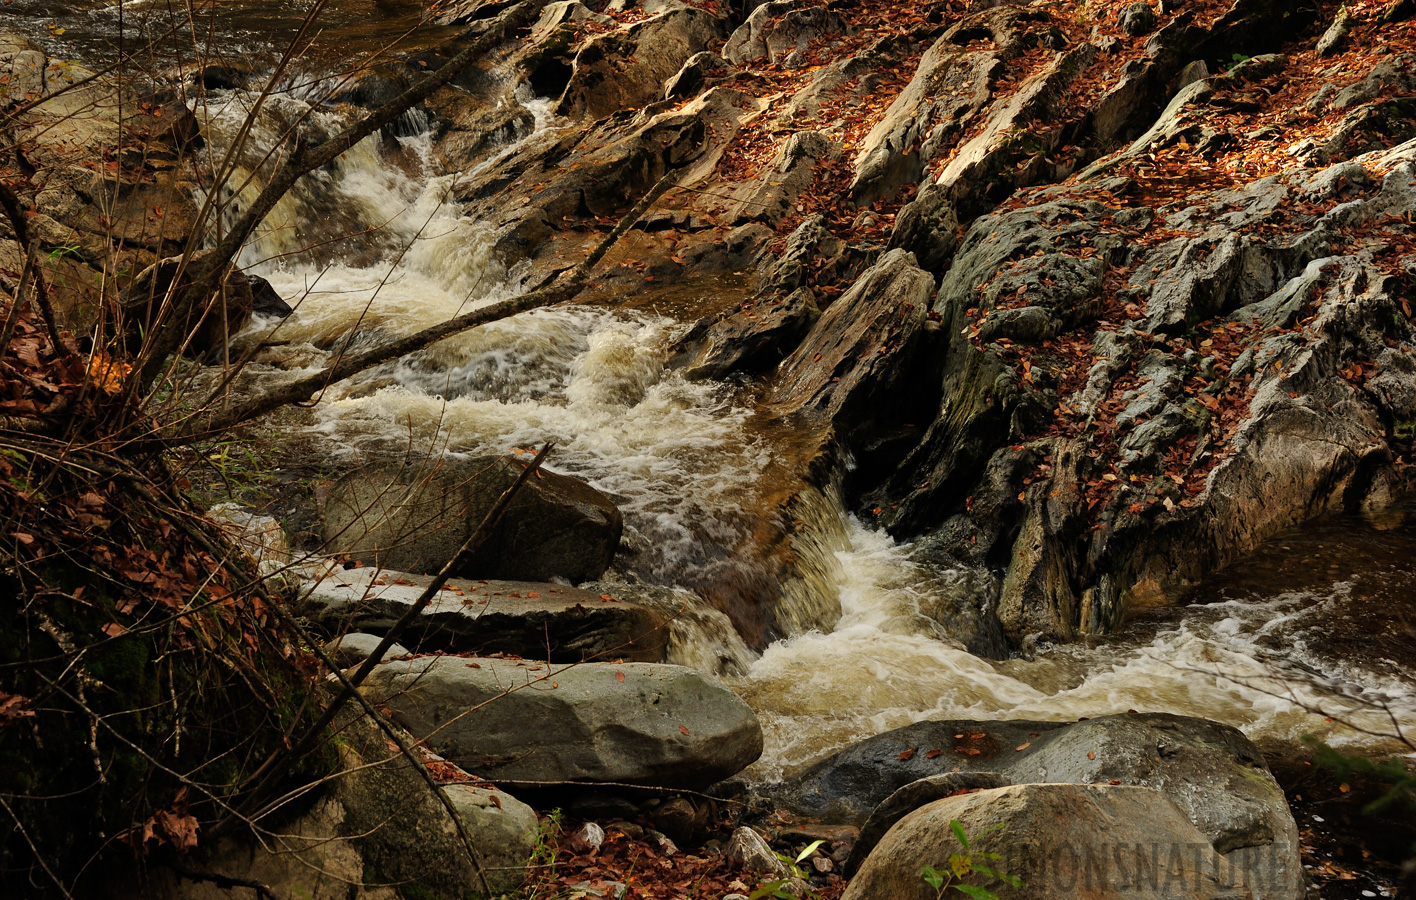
[
  {"x1": 1087, "y1": 750, "x2": 1096, "y2": 760},
  {"x1": 898, "y1": 748, "x2": 916, "y2": 761},
  {"x1": 679, "y1": 725, "x2": 691, "y2": 736},
  {"x1": 926, "y1": 749, "x2": 942, "y2": 759},
  {"x1": 1015, "y1": 742, "x2": 1031, "y2": 752},
  {"x1": 615, "y1": 671, "x2": 625, "y2": 683}
]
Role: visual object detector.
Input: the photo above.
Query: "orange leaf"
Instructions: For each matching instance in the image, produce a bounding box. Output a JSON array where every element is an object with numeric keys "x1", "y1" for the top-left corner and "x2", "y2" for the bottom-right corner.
[
  {"x1": 898, "y1": 748, "x2": 916, "y2": 761},
  {"x1": 615, "y1": 671, "x2": 625, "y2": 683},
  {"x1": 679, "y1": 725, "x2": 691, "y2": 736}
]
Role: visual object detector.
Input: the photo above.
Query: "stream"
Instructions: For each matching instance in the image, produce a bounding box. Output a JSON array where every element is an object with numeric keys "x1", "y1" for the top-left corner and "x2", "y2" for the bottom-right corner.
[{"x1": 9, "y1": 3, "x2": 1416, "y2": 785}]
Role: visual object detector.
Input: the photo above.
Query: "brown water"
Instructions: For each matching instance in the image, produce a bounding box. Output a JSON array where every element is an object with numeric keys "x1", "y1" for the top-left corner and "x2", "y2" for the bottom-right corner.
[
  {"x1": 2, "y1": 0, "x2": 456, "y2": 82},
  {"x1": 9, "y1": 0, "x2": 1414, "y2": 798}
]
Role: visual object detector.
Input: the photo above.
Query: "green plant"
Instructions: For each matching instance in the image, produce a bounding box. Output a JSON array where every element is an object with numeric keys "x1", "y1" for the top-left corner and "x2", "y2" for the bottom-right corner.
[
  {"x1": 748, "y1": 839, "x2": 825, "y2": 900},
  {"x1": 527, "y1": 808, "x2": 564, "y2": 889},
  {"x1": 920, "y1": 821, "x2": 1023, "y2": 900}
]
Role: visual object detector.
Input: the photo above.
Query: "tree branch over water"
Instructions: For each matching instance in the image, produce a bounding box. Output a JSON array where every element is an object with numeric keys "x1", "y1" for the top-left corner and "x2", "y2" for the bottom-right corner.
[{"x1": 168, "y1": 169, "x2": 680, "y2": 442}]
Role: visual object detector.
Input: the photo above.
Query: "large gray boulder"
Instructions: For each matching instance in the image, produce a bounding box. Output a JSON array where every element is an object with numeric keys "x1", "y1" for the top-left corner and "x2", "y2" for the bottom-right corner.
[
  {"x1": 322, "y1": 455, "x2": 622, "y2": 583},
  {"x1": 843, "y1": 784, "x2": 1258, "y2": 900},
  {"x1": 301, "y1": 566, "x2": 669, "y2": 662},
  {"x1": 363, "y1": 657, "x2": 763, "y2": 789},
  {"x1": 774, "y1": 713, "x2": 1302, "y2": 899}
]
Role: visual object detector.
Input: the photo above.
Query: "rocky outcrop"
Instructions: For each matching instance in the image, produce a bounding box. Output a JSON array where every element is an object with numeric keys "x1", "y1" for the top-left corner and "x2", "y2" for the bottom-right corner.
[
  {"x1": 321, "y1": 455, "x2": 623, "y2": 582},
  {"x1": 772, "y1": 713, "x2": 1302, "y2": 899},
  {"x1": 556, "y1": 7, "x2": 727, "y2": 121},
  {"x1": 768, "y1": 248, "x2": 936, "y2": 468},
  {"x1": 871, "y1": 140, "x2": 1416, "y2": 643},
  {"x1": 300, "y1": 566, "x2": 670, "y2": 662},
  {"x1": 724, "y1": 1, "x2": 850, "y2": 67},
  {"x1": 843, "y1": 784, "x2": 1259, "y2": 900},
  {"x1": 363, "y1": 656, "x2": 764, "y2": 789}
]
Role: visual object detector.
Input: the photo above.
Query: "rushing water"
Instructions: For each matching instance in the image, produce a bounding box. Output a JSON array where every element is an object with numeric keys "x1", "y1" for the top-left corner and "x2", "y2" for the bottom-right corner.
[
  {"x1": 20, "y1": 6, "x2": 1414, "y2": 783},
  {"x1": 198, "y1": 90, "x2": 1416, "y2": 782}
]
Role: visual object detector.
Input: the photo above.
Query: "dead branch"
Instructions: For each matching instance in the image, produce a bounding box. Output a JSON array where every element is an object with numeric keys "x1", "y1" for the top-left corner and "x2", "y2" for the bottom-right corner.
[{"x1": 166, "y1": 169, "x2": 679, "y2": 443}]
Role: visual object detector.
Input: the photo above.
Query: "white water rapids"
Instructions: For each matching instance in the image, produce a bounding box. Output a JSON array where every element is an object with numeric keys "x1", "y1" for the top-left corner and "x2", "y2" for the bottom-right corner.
[{"x1": 196, "y1": 85, "x2": 1416, "y2": 783}]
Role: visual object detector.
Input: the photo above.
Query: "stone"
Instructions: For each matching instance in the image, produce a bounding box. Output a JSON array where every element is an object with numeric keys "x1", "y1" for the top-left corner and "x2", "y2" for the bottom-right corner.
[
  {"x1": 768, "y1": 248, "x2": 934, "y2": 460},
  {"x1": 663, "y1": 51, "x2": 733, "y2": 100},
  {"x1": 847, "y1": 772, "x2": 1011, "y2": 873},
  {"x1": 246, "y1": 272, "x2": 294, "y2": 318},
  {"x1": 1316, "y1": 6, "x2": 1352, "y2": 56},
  {"x1": 774, "y1": 713, "x2": 1302, "y2": 899},
  {"x1": 1119, "y1": 1, "x2": 1158, "y2": 36},
  {"x1": 321, "y1": 455, "x2": 623, "y2": 583},
  {"x1": 325, "y1": 632, "x2": 410, "y2": 667},
  {"x1": 363, "y1": 656, "x2": 763, "y2": 789},
  {"x1": 683, "y1": 287, "x2": 818, "y2": 380},
  {"x1": 299, "y1": 566, "x2": 670, "y2": 662},
  {"x1": 557, "y1": 8, "x2": 726, "y2": 120},
  {"x1": 724, "y1": 1, "x2": 849, "y2": 66},
  {"x1": 843, "y1": 784, "x2": 1260, "y2": 900},
  {"x1": 726, "y1": 826, "x2": 787, "y2": 874},
  {"x1": 442, "y1": 783, "x2": 540, "y2": 894},
  {"x1": 123, "y1": 249, "x2": 255, "y2": 356}
]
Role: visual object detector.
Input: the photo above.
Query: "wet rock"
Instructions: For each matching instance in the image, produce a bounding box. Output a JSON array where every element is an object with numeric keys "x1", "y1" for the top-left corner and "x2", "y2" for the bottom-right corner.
[
  {"x1": 775, "y1": 713, "x2": 1301, "y2": 899},
  {"x1": 768, "y1": 249, "x2": 934, "y2": 461},
  {"x1": 363, "y1": 657, "x2": 763, "y2": 789},
  {"x1": 1118, "y1": 1, "x2": 1158, "y2": 35},
  {"x1": 300, "y1": 567, "x2": 669, "y2": 662},
  {"x1": 682, "y1": 287, "x2": 819, "y2": 380},
  {"x1": 123, "y1": 249, "x2": 255, "y2": 356},
  {"x1": 246, "y1": 273, "x2": 294, "y2": 317},
  {"x1": 723, "y1": 1, "x2": 849, "y2": 66},
  {"x1": 843, "y1": 784, "x2": 1257, "y2": 900},
  {"x1": 558, "y1": 7, "x2": 726, "y2": 120},
  {"x1": 321, "y1": 455, "x2": 623, "y2": 584}
]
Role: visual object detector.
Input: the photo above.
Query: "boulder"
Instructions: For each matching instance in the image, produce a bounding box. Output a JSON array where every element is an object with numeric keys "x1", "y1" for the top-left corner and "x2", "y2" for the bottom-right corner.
[
  {"x1": 848, "y1": 21, "x2": 999, "y2": 205},
  {"x1": 363, "y1": 656, "x2": 763, "y2": 789},
  {"x1": 118, "y1": 710, "x2": 538, "y2": 900},
  {"x1": 843, "y1": 784, "x2": 1259, "y2": 900},
  {"x1": 1118, "y1": 1, "x2": 1158, "y2": 35},
  {"x1": 321, "y1": 455, "x2": 623, "y2": 583},
  {"x1": 300, "y1": 566, "x2": 670, "y2": 662},
  {"x1": 325, "y1": 632, "x2": 410, "y2": 667},
  {"x1": 723, "y1": 1, "x2": 849, "y2": 66},
  {"x1": 768, "y1": 248, "x2": 934, "y2": 461},
  {"x1": 774, "y1": 713, "x2": 1302, "y2": 899},
  {"x1": 683, "y1": 287, "x2": 819, "y2": 380},
  {"x1": 557, "y1": 8, "x2": 726, "y2": 120},
  {"x1": 122, "y1": 249, "x2": 255, "y2": 357}
]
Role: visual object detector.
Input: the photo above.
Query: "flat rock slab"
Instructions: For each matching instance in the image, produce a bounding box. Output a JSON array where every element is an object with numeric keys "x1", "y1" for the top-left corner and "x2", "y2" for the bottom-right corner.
[
  {"x1": 363, "y1": 656, "x2": 763, "y2": 789},
  {"x1": 300, "y1": 565, "x2": 669, "y2": 662}
]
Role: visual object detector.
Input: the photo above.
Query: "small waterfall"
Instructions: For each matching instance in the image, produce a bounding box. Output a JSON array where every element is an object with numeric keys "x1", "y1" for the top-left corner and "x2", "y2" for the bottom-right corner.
[{"x1": 191, "y1": 67, "x2": 1416, "y2": 782}]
